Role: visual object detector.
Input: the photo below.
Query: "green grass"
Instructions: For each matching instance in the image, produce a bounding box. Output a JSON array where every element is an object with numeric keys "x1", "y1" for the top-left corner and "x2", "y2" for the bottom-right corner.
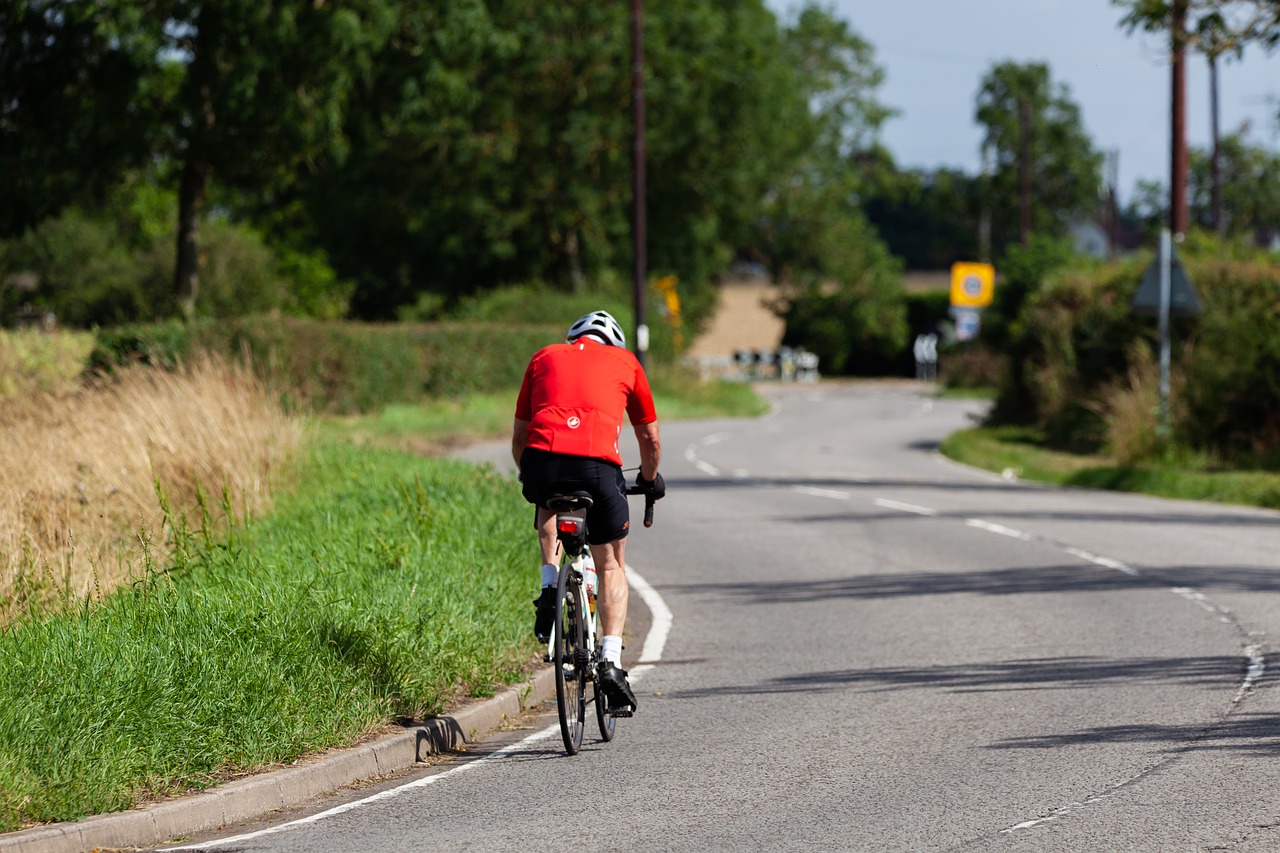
[
  {"x1": 942, "y1": 426, "x2": 1280, "y2": 510},
  {"x1": 0, "y1": 365, "x2": 767, "y2": 830},
  {"x1": 317, "y1": 392, "x2": 516, "y2": 451},
  {"x1": 0, "y1": 442, "x2": 536, "y2": 831},
  {"x1": 649, "y1": 365, "x2": 769, "y2": 420},
  {"x1": 317, "y1": 367, "x2": 768, "y2": 451}
]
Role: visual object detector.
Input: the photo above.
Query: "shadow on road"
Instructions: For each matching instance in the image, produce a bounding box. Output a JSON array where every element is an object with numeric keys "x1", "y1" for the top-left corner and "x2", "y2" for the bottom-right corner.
[
  {"x1": 988, "y1": 712, "x2": 1280, "y2": 755},
  {"x1": 663, "y1": 563, "x2": 1280, "y2": 602},
  {"x1": 665, "y1": 475, "x2": 1280, "y2": 528},
  {"x1": 668, "y1": 655, "x2": 1245, "y2": 701}
]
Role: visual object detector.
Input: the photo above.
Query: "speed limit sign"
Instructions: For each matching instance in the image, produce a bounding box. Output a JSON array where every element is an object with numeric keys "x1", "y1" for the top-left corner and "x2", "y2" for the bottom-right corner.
[{"x1": 950, "y1": 262, "x2": 995, "y2": 308}]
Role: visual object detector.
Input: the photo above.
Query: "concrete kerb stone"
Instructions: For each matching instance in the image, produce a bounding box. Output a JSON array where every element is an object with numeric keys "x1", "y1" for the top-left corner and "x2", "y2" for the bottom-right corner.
[{"x1": 0, "y1": 666, "x2": 556, "y2": 853}]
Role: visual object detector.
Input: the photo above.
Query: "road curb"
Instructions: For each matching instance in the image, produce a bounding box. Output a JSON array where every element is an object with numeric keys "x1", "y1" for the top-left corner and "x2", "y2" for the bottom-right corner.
[{"x1": 0, "y1": 667, "x2": 555, "y2": 853}]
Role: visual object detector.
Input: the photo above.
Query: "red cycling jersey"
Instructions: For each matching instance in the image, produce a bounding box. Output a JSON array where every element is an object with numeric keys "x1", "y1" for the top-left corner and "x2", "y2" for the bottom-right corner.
[{"x1": 515, "y1": 338, "x2": 657, "y2": 467}]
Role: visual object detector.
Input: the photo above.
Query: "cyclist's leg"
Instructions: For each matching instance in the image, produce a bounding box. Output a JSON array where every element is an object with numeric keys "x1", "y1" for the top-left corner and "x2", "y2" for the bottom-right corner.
[
  {"x1": 535, "y1": 507, "x2": 558, "y2": 565},
  {"x1": 593, "y1": 536, "x2": 638, "y2": 710},
  {"x1": 594, "y1": 537, "x2": 629, "y2": 640},
  {"x1": 584, "y1": 462, "x2": 632, "y2": 644}
]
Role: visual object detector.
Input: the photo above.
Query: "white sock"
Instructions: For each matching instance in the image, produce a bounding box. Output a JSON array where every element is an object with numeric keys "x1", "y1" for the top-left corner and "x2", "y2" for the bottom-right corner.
[
  {"x1": 541, "y1": 563, "x2": 558, "y2": 588},
  {"x1": 602, "y1": 635, "x2": 623, "y2": 667}
]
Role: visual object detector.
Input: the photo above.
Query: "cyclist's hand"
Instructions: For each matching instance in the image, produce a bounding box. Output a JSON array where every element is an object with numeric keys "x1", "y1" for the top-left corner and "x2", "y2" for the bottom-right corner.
[{"x1": 636, "y1": 472, "x2": 666, "y2": 500}]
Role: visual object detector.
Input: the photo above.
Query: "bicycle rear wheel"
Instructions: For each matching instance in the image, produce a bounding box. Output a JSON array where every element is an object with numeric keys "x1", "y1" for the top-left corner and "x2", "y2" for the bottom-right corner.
[{"x1": 554, "y1": 564, "x2": 587, "y2": 754}]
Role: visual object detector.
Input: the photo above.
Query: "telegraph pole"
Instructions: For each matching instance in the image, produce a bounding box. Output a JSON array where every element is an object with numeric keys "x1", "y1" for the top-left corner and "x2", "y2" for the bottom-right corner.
[
  {"x1": 1171, "y1": 0, "x2": 1189, "y2": 238},
  {"x1": 631, "y1": 0, "x2": 648, "y2": 368}
]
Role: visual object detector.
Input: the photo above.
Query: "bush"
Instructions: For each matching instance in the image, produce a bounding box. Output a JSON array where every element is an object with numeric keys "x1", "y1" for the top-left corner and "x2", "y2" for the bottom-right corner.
[
  {"x1": 776, "y1": 220, "x2": 909, "y2": 376},
  {"x1": 990, "y1": 234, "x2": 1280, "y2": 464},
  {"x1": 92, "y1": 317, "x2": 565, "y2": 414},
  {"x1": 0, "y1": 329, "x2": 97, "y2": 397},
  {"x1": 2, "y1": 209, "x2": 171, "y2": 327},
  {"x1": 1, "y1": 193, "x2": 352, "y2": 327}
]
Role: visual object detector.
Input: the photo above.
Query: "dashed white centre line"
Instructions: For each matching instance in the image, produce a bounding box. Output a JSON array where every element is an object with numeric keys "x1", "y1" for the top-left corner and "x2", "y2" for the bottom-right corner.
[
  {"x1": 1064, "y1": 546, "x2": 1138, "y2": 576},
  {"x1": 874, "y1": 498, "x2": 939, "y2": 517},
  {"x1": 965, "y1": 519, "x2": 1033, "y2": 541},
  {"x1": 793, "y1": 486, "x2": 850, "y2": 500}
]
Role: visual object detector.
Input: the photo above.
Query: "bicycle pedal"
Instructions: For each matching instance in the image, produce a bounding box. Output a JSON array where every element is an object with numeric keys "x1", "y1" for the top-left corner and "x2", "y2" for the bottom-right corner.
[{"x1": 607, "y1": 708, "x2": 634, "y2": 718}]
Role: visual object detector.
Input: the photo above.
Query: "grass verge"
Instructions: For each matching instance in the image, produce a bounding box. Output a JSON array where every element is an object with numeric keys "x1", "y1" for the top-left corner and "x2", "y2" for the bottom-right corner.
[
  {"x1": 941, "y1": 426, "x2": 1280, "y2": 510},
  {"x1": 318, "y1": 367, "x2": 768, "y2": 452},
  {"x1": 0, "y1": 441, "x2": 534, "y2": 831}
]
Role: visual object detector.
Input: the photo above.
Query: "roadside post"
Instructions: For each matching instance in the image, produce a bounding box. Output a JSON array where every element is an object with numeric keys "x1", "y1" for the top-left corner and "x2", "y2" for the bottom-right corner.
[
  {"x1": 913, "y1": 333, "x2": 938, "y2": 381},
  {"x1": 949, "y1": 261, "x2": 995, "y2": 343},
  {"x1": 1130, "y1": 228, "x2": 1202, "y2": 436}
]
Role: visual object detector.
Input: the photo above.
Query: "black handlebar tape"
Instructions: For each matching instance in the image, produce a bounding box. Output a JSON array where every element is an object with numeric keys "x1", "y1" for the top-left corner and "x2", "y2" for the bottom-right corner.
[{"x1": 643, "y1": 495, "x2": 655, "y2": 528}]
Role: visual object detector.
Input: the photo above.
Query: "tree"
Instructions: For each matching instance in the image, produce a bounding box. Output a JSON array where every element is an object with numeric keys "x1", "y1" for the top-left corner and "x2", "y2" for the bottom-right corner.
[
  {"x1": 763, "y1": 4, "x2": 908, "y2": 374},
  {"x1": 286, "y1": 0, "x2": 817, "y2": 321},
  {"x1": 1113, "y1": 1, "x2": 1280, "y2": 234},
  {"x1": 0, "y1": 3, "x2": 161, "y2": 237},
  {"x1": 1114, "y1": 1, "x2": 1280, "y2": 49},
  {"x1": 1189, "y1": 132, "x2": 1280, "y2": 237},
  {"x1": 863, "y1": 167, "x2": 982, "y2": 269},
  {"x1": 1, "y1": 1, "x2": 398, "y2": 319},
  {"x1": 974, "y1": 62, "x2": 1104, "y2": 258}
]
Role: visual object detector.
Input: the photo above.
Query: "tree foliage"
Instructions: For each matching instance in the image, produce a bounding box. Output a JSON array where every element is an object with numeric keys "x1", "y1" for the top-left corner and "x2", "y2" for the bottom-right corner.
[
  {"x1": 1122, "y1": 132, "x2": 1280, "y2": 241},
  {"x1": 1113, "y1": 0, "x2": 1280, "y2": 51},
  {"x1": 975, "y1": 61, "x2": 1105, "y2": 258},
  {"x1": 1, "y1": 0, "x2": 897, "y2": 364}
]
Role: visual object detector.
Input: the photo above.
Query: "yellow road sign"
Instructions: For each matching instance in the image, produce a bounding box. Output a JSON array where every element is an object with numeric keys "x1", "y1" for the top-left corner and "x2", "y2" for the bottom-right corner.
[{"x1": 950, "y1": 262, "x2": 995, "y2": 308}]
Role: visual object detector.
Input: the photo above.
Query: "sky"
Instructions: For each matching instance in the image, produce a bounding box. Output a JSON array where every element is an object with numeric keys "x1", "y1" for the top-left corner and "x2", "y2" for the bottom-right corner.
[{"x1": 765, "y1": 0, "x2": 1279, "y2": 203}]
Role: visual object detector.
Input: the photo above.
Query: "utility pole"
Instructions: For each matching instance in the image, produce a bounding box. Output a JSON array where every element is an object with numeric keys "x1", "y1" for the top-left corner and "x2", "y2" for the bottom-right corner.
[
  {"x1": 1171, "y1": 0, "x2": 1189, "y2": 238},
  {"x1": 1209, "y1": 50, "x2": 1224, "y2": 233},
  {"x1": 630, "y1": 0, "x2": 648, "y2": 368}
]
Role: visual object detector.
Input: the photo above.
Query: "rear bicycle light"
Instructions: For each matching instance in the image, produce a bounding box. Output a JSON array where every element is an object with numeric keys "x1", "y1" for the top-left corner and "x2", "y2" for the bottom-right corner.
[{"x1": 558, "y1": 518, "x2": 583, "y2": 535}]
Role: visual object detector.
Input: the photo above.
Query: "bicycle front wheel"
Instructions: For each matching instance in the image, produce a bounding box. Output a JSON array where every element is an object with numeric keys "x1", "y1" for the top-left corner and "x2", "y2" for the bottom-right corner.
[{"x1": 554, "y1": 564, "x2": 587, "y2": 754}]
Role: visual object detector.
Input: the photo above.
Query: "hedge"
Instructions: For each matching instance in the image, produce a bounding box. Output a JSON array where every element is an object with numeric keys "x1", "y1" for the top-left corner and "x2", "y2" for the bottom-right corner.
[{"x1": 92, "y1": 316, "x2": 563, "y2": 414}]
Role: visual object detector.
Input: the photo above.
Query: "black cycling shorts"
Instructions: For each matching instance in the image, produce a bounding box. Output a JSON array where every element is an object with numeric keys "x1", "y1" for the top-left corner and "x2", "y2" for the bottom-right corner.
[{"x1": 520, "y1": 447, "x2": 630, "y2": 544}]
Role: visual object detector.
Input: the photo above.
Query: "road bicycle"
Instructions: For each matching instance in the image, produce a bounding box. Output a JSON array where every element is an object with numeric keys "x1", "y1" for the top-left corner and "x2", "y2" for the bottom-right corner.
[{"x1": 543, "y1": 486, "x2": 655, "y2": 755}]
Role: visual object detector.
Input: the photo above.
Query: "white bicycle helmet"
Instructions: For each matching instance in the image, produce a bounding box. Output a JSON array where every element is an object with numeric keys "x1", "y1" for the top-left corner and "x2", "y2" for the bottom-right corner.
[{"x1": 566, "y1": 310, "x2": 626, "y2": 348}]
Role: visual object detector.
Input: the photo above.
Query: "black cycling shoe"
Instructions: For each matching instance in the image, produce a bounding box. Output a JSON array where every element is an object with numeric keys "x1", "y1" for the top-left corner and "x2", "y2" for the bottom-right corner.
[
  {"x1": 597, "y1": 661, "x2": 638, "y2": 711},
  {"x1": 533, "y1": 586, "x2": 557, "y2": 642}
]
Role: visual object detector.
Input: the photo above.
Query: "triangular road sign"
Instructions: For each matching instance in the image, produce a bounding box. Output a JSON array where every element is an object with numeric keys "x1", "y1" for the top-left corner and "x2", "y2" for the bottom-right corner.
[{"x1": 1132, "y1": 244, "x2": 1202, "y2": 317}]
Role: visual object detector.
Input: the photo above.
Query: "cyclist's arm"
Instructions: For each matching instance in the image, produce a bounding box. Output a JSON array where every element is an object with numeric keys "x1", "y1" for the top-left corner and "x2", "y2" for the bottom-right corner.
[
  {"x1": 633, "y1": 421, "x2": 661, "y2": 481},
  {"x1": 512, "y1": 418, "x2": 531, "y2": 469}
]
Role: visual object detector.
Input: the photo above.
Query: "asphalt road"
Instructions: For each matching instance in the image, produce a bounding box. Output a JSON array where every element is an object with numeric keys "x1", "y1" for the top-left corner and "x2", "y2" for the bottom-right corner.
[{"x1": 164, "y1": 381, "x2": 1280, "y2": 852}]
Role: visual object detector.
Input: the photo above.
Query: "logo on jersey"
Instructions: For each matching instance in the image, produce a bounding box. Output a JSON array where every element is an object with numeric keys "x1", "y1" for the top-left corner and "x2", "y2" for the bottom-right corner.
[{"x1": 567, "y1": 416, "x2": 581, "y2": 429}]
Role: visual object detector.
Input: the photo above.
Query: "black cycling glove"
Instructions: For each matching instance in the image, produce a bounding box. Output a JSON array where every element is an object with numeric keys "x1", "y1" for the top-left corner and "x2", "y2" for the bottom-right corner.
[{"x1": 636, "y1": 472, "x2": 666, "y2": 500}]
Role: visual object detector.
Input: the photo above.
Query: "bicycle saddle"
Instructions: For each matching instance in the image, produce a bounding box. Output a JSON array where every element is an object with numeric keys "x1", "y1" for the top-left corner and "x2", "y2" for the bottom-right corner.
[{"x1": 545, "y1": 490, "x2": 594, "y2": 511}]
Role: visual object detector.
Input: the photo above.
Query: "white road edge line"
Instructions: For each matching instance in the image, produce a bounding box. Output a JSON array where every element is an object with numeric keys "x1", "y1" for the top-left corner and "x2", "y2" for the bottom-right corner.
[
  {"x1": 628, "y1": 566, "x2": 672, "y2": 664},
  {"x1": 170, "y1": 566, "x2": 673, "y2": 850}
]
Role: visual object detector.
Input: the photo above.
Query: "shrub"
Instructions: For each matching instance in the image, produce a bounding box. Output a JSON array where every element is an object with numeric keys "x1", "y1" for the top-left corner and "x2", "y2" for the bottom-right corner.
[
  {"x1": 92, "y1": 317, "x2": 564, "y2": 414},
  {"x1": 990, "y1": 235, "x2": 1280, "y2": 464},
  {"x1": 0, "y1": 329, "x2": 96, "y2": 398}
]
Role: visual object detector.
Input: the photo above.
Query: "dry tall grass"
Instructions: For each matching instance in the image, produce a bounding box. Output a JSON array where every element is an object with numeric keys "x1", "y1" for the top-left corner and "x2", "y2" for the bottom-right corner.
[
  {"x1": 1087, "y1": 343, "x2": 1185, "y2": 466},
  {"x1": 0, "y1": 355, "x2": 300, "y2": 619}
]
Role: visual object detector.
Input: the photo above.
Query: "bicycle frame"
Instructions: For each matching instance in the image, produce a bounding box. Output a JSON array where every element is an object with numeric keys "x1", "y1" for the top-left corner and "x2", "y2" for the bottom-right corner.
[{"x1": 543, "y1": 547, "x2": 599, "y2": 664}]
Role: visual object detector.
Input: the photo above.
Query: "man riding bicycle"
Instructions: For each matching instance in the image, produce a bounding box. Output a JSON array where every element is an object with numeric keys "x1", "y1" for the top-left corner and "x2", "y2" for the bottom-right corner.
[{"x1": 512, "y1": 310, "x2": 665, "y2": 712}]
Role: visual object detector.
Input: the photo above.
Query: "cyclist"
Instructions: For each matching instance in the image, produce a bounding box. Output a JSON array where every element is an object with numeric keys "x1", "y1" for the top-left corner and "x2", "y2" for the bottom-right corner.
[{"x1": 512, "y1": 310, "x2": 665, "y2": 712}]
